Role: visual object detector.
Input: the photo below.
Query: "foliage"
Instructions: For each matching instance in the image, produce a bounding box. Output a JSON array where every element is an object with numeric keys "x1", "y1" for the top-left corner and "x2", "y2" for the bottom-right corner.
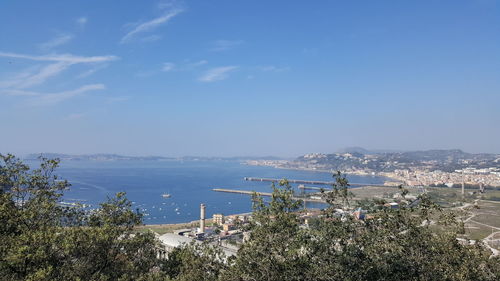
[
  {"x1": 220, "y1": 173, "x2": 500, "y2": 281},
  {"x1": 163, "y1": 242, "x2": 227, "y2": 281},
  {"x1": 1, "y1": 156, "x2": 499, "y2": 280},
  {"x1": 221, "y1": 180, "x2": 309, "y2": 281},
  {"x1": 0, "y1": 154, "x2": 163, "y2": 281},
  {"x1": 321, "y1": 171, "x2": 353, "y2": 213}
]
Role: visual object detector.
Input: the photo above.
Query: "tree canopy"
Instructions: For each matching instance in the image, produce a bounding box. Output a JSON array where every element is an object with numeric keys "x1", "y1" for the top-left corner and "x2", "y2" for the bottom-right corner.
[{"x1": 1, "y1": 155, "x2": 499, "y2": 281}]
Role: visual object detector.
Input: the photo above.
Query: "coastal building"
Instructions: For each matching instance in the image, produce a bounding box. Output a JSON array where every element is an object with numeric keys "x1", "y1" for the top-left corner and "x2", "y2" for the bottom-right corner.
[
  {"x1": 158, "y1": 233, "x2": 237, "y2": 257},
  {"x1": 213, "y1": 213, "x2": 225, "y2": 225},
  {"x1": 159, "y1": 233, "x2": 197, "y2": 252},
  {"x1": 223, "y1": 223, "x2": 235, "y2": 232}
]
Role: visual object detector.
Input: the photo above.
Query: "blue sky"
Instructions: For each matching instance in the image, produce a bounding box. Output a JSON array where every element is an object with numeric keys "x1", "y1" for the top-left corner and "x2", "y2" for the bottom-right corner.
[{"x1": 0, "y1": 0, "x2": 499, "y2": 157}]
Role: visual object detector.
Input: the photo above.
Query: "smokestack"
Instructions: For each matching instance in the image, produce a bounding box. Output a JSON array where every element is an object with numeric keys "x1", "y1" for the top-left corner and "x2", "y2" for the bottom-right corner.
[
  {"x1": 199, "y1": 203, "x2": 206, "y2": 233},
  {"x1": 461, "y1": 172, "x2": 465, "y2": 197}
]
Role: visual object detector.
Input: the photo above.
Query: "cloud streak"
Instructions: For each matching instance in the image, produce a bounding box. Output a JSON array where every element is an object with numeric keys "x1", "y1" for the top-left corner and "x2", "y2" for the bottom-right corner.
[
  {"x1": 0, "y1": 52, "x2": 118, "y2": 89},
  {"x1": 19, "y1": 62, "x2": 71, "y2": 88},
  {"x1": 162, "y1": 62, "x2": 175, "y2": 72},
  {"x1": 39, "y1": 34, "x2": 74, "y2": 51},
  {"x1": 120, "y1": 9, "x2": 183, "y2": 43},
  {"x1": 76, "y1": 64, "x2": 109, "y2": 79},
  {"x1": 199, "y1": 66, "x2": 238, "y2": 82},
  {"x1": 26, "y1": 84, "x2": 106, "y2": 106},
  {"x1": 76, "y1": 17, "x2": 87, "y2": 28},
  {"x1": 0, "y1": 51, "x2": 119, "y2": 63}
]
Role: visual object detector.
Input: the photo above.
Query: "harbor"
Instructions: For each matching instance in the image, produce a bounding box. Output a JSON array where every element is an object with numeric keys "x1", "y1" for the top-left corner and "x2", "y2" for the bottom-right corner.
[
  {"x1": 243, "y1": 177, "x2": 388, "y2": 187},
  {"x1": 212, "y1": 188, "x2": 327, "y2": 203}
]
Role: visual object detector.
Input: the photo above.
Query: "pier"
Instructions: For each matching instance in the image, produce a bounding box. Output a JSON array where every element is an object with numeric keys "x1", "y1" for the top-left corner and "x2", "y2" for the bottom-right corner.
[
  {"x1": 212, "y1": 188, "x2": 326, "y2": 203},
  {"x1": 244, "y1": 177, "x2": 388, "y2": 187}
]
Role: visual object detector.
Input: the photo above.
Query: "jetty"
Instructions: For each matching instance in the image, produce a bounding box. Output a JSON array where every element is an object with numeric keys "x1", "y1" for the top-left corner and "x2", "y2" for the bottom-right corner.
[
  {"x1": 244, "y1": 177, "x2": 387, "y2": 187},
  {"x1": 212, "y1": 188, "x2": 326, "y2": 203}
]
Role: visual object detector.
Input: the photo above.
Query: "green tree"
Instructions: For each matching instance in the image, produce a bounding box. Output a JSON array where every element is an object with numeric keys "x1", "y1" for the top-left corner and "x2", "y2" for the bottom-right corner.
[
  {"x1": 219, "y1": 173, "x2": 500, "y2": 281},
  {"x1": 0, "y1": 154, "x2": 164, "y2": 281},
  {"x1": 164, "y1": 242, "x2": 227, "y2": 281},
  {"x1": 2, "y1": 156, "x2": 499, "y2": 281},
  {"x1": 221, "y1": 180, "x2": 310, "y2": 281}
]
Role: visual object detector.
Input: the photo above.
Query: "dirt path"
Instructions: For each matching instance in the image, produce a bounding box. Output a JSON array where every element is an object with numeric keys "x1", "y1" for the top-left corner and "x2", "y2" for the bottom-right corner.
[{"x1": 483, "y1": 231, "x2": 500, "y2": 257}]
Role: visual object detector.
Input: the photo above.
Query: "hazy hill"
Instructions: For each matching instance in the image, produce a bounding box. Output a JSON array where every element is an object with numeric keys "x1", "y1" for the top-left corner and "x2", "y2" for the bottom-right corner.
[
  {"x1": 293, "y1": 149, "x2": 500, "y2": 172},
  {"x1": 24, "y1": 153, "x2": 282, "y2": 162}
]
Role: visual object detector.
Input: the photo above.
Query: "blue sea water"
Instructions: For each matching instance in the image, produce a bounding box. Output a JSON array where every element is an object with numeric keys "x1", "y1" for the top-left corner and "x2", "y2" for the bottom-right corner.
[{"x1": 33, "y1": 160, "x2": 387, "y2": 224}]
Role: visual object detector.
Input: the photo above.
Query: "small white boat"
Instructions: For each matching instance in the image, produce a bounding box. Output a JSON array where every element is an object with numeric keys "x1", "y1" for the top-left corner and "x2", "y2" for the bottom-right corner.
[{"x1": 162, "y1": 193, "x2": 171, "y2": 198}]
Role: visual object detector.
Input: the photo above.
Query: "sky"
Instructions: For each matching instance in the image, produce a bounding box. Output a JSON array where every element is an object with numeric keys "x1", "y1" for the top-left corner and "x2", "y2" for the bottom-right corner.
[{"x1": 0, "y1": 0, "x2": 499, "y2": 157}]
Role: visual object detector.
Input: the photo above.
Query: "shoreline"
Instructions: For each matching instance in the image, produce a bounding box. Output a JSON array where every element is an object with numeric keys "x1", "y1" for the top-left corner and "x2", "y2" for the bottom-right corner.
[
  {"x1": 139, "y1": 212, "x2": 253, "y2": 231},
  {"x1": 244, "y1": 163, "x2": 400, "y2": 183}
]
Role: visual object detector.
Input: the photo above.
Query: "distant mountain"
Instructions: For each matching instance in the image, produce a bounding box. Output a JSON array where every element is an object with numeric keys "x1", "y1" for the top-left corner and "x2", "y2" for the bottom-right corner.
[
  {"x1": 24, "y1": 153, "x2": 174, "y2": 161},
  {"x1": 24, "y1": 153, "x2": 283, "y2": 162},
  {"x1": 290, "y1": 149, "x2": 500, "y2": 173},
  {"x1": 336, "y1": 147, "x2": 373, "y2": 154},
  {"x1": 336, "y1": 147, "x2": 404, "y2": 154}
]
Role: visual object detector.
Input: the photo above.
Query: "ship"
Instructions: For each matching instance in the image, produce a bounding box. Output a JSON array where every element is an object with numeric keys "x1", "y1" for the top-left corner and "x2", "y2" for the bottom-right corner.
[{"x1": 162, "y1": 193, "x2": 171, "y2": 198}]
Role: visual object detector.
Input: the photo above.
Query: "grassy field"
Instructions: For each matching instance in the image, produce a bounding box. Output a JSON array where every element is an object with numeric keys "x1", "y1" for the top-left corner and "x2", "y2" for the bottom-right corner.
[
  {"x1": 353, "y1": 185, "x2": 500, "y2": 250},
  {"x1": 464, "y1": 200, "x2": 500, "y2": 241},
  {"x1": 350, "y1": 185, "x2": 403, "y2": 200}
]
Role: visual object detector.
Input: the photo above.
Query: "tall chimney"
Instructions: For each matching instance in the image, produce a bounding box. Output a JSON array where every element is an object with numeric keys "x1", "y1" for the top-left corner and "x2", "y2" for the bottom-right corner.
[{"x1": 199, "y1": 203, "x2": 206, "y2": 233}]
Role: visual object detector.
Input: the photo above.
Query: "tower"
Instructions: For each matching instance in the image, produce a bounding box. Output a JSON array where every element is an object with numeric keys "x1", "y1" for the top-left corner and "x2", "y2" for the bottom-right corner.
[{"x1": 199, "y1": 203, "x2": 206, "y2": 233}]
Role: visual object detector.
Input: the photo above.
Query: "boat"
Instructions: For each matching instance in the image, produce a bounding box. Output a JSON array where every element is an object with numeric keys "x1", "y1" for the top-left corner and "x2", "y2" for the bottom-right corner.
[{"x1": 162, "y1": 193, "x2": 171, "y2": 198}]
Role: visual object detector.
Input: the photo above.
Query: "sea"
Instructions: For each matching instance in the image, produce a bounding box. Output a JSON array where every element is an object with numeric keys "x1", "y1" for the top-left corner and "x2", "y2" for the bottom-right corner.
[{"x1": 28, "y1": 160, "x2": 387, "y2": 224}]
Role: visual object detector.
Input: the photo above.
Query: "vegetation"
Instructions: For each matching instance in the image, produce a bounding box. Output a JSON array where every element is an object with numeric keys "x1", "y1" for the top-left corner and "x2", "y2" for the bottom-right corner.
[
  {"x1": 1, "y1": 155, "x2": 499, "y2": 280},
  {"x1": 0, "y1": 155, "x2": 164, "y2": 280}
]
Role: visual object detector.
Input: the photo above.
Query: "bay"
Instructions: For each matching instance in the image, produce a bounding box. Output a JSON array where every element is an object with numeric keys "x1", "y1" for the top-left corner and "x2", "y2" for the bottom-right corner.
[{"x1": 32, "y1": 160, "x2": 387, "y2": 224}]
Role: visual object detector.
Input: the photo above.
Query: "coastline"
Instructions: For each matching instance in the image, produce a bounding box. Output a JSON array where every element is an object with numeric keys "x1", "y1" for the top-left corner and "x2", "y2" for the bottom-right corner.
[
  {"x1": 137, "y1": 212, "x2": 252, "y2": 234},
  {"x1": 243, "y1": 162, "x2": 401, "y2": 183}
]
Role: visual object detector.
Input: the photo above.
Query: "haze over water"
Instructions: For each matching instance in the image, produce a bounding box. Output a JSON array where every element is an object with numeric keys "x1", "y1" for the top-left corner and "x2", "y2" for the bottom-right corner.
[{"x1": 42, "y1": 160, "x2": 387, "y2": 224}]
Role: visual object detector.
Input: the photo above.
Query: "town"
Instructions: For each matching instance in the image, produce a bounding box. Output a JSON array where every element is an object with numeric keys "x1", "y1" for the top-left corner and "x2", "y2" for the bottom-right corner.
[{"x1": 246, "y1": 149, "x2": 500, "y2": 188}]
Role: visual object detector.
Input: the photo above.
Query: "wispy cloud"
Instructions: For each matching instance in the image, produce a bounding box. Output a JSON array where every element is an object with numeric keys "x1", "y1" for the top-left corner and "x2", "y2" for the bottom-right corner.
[
  {"x1": 0, "y1": 63, "x2": 71, "y2": 89},
  {"x1": 0, "y1": 51, "x2": 119, "y2": 63},
  {"x1": 17, "y1": 62, "x2": 71, "y2": 88},
  {"x1": 210, "y1": 40, "x2": 243, "y2": 51},
  {"x1": 0, "y1": 66, "x2": 40, "y2": 89},
  {"x1": 76, "y1": 17, "x2": 87, "y2": 28},
  {"x1": 175, "y1": 59, "x2": 207, "y2": 71},
  {"x1": 26, "y1": 84, "x2": 105, "y2": 106},
  {"x1": 0, "y1": 89, "x2": 40, "y2": 97},
  {"x1": 198, "y1": 66, "x2": 238, "y2": 82},
  {"x1": 162, "y1": 62, "x2": 175, "y2": 72},
  {"x1": 158, "y1": 0, "x2": 181, "y2": 10},
  {"x1": 0, "y1": 52, "x2": 118, "y2": 89},
  {"x1": 76, "y1": 64, "x2": 109, "y2": 79},
  {"x1": 186, "y1": 60, "x2": 207, "y2": 68},
  {"x1": 38, "y1": 34, "x2": 73, "y2": 51},
  {"x1": 120, "y1": 8, "x2": 184, "y2": 44}
]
